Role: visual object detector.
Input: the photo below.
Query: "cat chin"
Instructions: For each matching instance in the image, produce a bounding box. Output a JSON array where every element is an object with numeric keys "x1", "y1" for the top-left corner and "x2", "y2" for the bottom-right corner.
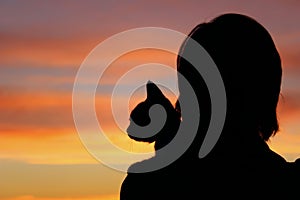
[{"x1": 128, "y1": 134, "x2": 156, "y2": 143}]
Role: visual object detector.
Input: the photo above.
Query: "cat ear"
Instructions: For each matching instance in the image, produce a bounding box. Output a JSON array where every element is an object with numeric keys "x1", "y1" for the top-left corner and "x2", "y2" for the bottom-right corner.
[{"x1": 146, "y1": 80, "x2": 166, "y2": 101}]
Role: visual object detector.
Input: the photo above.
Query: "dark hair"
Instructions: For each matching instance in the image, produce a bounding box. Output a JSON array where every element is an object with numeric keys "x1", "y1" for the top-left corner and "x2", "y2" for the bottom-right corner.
[{"x1": 177, "y1": 13, "x2": 282, "y2": 141}]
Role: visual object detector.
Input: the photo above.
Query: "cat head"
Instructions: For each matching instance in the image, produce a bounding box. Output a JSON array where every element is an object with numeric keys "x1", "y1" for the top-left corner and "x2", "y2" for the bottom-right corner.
[{"x1": 126, "y1": 81, "x2": 181, "y2": 149}]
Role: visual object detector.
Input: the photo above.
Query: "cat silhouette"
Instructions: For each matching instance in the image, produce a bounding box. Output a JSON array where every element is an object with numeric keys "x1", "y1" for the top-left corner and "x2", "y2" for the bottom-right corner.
[
  {"x1": 126, "y1": 80, "x2": 181, "y2": 150},
  {"x1": 120, "y1": 81, "x2": 187, "y2": 199}
]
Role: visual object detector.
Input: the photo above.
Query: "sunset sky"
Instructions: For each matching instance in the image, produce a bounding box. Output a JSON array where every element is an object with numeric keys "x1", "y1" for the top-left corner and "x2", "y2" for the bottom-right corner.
[{"x1": 1, "y1": 0, "x2": 300, "y2": 199}]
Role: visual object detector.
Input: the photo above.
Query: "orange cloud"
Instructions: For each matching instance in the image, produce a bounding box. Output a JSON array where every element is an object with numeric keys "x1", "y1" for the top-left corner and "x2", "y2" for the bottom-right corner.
[
  {"x1": 0, "y1": 90, "x2": 73, "y2": 135},
  {"x1": 0, "y1": 33, "x2": 102, "y2": 67},
  {"x1": 276, "y1": 31, "x2": 300, "y2": 68}
]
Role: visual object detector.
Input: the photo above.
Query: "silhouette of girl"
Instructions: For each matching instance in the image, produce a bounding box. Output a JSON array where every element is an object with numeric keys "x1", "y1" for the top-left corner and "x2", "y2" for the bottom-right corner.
[
  {"x1": 178, "y1": 13, "x2": 285, "y2": 168},
  {"x1": 120, "y1": 13, "x2": 299, "y2": 199}
]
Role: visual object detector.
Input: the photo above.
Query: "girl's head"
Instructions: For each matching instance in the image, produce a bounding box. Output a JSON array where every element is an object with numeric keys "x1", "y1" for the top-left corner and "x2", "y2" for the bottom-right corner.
[{"x1": 177, "y1": 13, "x2": 282, "y2": 141}]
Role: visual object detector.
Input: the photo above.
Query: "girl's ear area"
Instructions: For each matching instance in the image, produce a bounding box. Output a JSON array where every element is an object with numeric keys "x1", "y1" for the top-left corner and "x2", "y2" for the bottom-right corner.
[{"x1": 146, "y1": 80, "x2": 166, "y2": 101}]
